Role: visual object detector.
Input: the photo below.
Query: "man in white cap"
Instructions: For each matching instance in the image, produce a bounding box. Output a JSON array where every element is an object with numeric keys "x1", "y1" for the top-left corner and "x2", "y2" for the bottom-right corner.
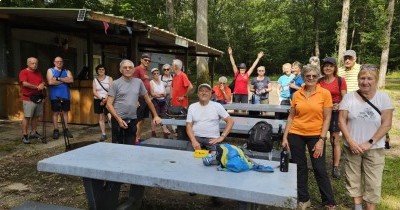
[
  {"x1": 338, "y1": 50, "x2": 361, "y2": 92},
  {"x1": 186, "y1": 83, "x2": 234, "y2": 152}
]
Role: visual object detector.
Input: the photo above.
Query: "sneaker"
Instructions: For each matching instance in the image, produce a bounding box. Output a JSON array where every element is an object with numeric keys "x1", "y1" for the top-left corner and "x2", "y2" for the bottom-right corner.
[
  {"x1": 65, "y1": 129, "x2": 73, "y2": 138},
  {"x1": 100, "y1": 134, "x2": 107, "y2": 142},
  {"x1": 333, "y1": 166, "x2": 341, "y2": 179},
  {"x1": 297, "y1": 200, "x2": 311, "y2": 210},
  {"x1": 53, "y1": 129, "x2": 59, "y2": 139},
  {"x1": 22, "y1": 136, "x2": 31, "y2": 144},
  {"x1": 29, "y1": 131, "x2": 42, "y2": 139}
]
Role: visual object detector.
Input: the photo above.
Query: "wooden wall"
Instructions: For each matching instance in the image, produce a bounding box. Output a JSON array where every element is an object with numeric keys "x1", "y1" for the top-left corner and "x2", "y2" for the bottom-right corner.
[{"x1": 0, "y1": 78, "x2": 98, "y2": 125}]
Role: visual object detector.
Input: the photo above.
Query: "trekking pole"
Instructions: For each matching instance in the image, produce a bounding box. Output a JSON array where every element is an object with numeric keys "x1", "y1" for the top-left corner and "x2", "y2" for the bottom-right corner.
[
  {"x1": 41, "y1": 98, "x2": 47, "y2": 144},
  {"x1": 58, "y1": 97, "x2": 70, "y2": 150}
]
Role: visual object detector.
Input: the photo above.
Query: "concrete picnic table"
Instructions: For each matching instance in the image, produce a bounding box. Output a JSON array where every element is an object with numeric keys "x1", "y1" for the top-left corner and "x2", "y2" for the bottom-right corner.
[
  {"x1": 37, "y1": 143, "x2": 297, "y2": 209},
  {"x1": 222, "y1": 103, "x2": 291, "y2": 113}
]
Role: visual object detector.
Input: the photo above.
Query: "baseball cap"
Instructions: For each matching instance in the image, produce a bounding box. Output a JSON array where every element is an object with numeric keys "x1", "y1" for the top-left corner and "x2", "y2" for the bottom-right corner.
[
  {"x1": 151, "y1": 68, "x2": 159, "y2": 73},
  {"x1": 322, "y1": 57, "x2": 336, "y2": 65},
  {"x1": 238, "y1": 63, "x2": 247, "y2": 69},
  {"x1": 141, "y1": 53, "x2": 151, "y2": 59},
  {"x1": 344, "y1": 50, "x2": 356, "y2": 58},
  {"x1": 197, "y1": 83, "x2": 212, "y2": 91}
]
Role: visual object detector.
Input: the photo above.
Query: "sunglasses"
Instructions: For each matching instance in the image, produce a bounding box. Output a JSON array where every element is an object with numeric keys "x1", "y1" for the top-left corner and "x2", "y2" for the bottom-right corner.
[
  {"x1": 305, "y1": 74, "x2": 318, "y2": 79},
  {"x1": 143, "y1": 59, "x2": 151, "y2": 62},
  {"x1": 163, "y1": 69, "x2": 170, "y2": 71}
]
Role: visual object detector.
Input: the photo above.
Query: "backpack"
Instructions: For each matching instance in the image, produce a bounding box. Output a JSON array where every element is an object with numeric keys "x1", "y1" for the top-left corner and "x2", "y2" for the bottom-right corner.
[
  {"x1": 216, "y1": 144, "x2": 253, "y2": 172},
  {"x1": 246, "y1": 121, "x2": 273, "y2": 152}
]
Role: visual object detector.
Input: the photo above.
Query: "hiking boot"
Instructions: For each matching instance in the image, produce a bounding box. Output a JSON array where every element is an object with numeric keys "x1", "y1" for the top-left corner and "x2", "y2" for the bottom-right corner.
[
  {"x1": 297, "y1": 200, "x2": 311, "y2": 210},
  {"x1": 53, "y1": 129, "x2": 59, "y2": 139},
  {"x1": 385, "y1": 141, "x2": 391, "y2": 149},
  {"x1": 65, "y1": 129, "x2": 73, "y2": 138},
  {"x1": 29, "y1": 131, "x2": 42, "y2": 139},
  {"x1": 333, "y1": 166, "x2": 341, "y2": 179},
  {"x1": 22, "y1": 136, "x2": 31, "y2": 144},
  {"x1": 100, "y1": 134, "x2": 107, "y2": 142}
]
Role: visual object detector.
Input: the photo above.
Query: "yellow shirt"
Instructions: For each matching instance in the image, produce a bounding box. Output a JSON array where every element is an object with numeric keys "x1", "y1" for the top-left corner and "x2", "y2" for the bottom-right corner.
[{"x1": 338, "y1": 63, "x2": 360, "y2": 92}]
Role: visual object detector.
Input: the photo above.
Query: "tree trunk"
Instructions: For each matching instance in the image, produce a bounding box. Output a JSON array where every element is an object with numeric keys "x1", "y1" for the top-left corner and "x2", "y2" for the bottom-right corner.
[
  {"x1": 338, "y1": 0, "x2": 350, "y2": 66},
  {"x1": 196, "y1": 0, "x2": 209, "y2": 84},
  {"x1": 165, "y1": 0, "x2": 176, "y2": 33},
  {"x1": 313, "y1": 0, "x2": 320, "y2": 57},
  {"x1": 378, "y1": 0, "x2": 395, "y2": 88}
]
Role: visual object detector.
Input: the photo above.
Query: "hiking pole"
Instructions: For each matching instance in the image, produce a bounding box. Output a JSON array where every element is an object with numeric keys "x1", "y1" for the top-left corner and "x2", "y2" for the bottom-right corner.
[
  {"x1": 57, "y1": 97, "x2": 70, "y2": 150},
  {"x1": 41, "y1": 98, "x2": 47, "y2": 144}
]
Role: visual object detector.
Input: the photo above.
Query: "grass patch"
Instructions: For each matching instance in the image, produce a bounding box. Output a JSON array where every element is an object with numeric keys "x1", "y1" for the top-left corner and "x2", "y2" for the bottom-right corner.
[
  {"x1": 378, "y1": 157, "x2": 400, "y2": 209},
  {"x1": 386, "y1": 70, "x2": 400, "y2": 79}
]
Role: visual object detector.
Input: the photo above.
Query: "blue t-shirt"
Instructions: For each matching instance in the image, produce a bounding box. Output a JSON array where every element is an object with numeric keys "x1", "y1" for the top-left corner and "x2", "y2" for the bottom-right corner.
[
  {"x1": 289, "y1": 75, "x2": 304, "y2": 99},
  {"x1": 277, "y1": 74, "x2": 294, "y2": 99},
  {"x1": 49, "y1": 68, "x2": 70, "y2": 100}
]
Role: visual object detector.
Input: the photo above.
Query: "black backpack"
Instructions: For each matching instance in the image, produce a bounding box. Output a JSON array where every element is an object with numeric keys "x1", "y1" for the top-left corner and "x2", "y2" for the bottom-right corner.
[{"x1": 246, "y1": 121, "x2": 273, "y2": 152}]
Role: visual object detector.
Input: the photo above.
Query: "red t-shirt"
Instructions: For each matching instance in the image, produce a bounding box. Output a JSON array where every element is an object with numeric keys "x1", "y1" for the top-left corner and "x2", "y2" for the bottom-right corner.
[
  {"x1": 133, "y1": 65, "x2": 151, "y2": 93},
  {"x1": 171, "y1": 71, "x2": 192, "y2": 108},
  {"x1": 19, "y1": 68, "x2": 44, "y2": 101},
  {"x1": 212, "y1": 85, "x2": 232, "y2": 103},
  {"x1": 233, "y1": 72, "x2": 249, "y2": 94},
  {"x1": 319, "y1": 77, "x2": 347, "y2": 103}
]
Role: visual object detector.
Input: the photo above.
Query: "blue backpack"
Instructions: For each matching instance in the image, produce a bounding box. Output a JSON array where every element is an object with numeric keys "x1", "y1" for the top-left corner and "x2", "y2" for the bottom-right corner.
[{"x1": 214, "y1": 144, "x2": 274, "y2": 173}]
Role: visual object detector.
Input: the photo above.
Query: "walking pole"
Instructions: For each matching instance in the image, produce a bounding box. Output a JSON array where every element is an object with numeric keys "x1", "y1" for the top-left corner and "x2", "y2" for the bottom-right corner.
[
  {"x1": 41, "y1": 98, "x2": 47, "y2": 144},
  {"x1": 57, "y1": 97, "x2": 70, "y2": 150}
]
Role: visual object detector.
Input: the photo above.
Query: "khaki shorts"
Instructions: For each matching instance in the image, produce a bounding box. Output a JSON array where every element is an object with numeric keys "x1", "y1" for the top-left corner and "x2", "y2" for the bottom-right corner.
[
  {"x1": 260, "y1": 98, "x2": 269, "y2": 104},
  {"x1": 343, "y1": 146, "x2": 385, "y2": 204},
  {"x1": 23, "y1": 100, "x2": 43, "y2": 118}
]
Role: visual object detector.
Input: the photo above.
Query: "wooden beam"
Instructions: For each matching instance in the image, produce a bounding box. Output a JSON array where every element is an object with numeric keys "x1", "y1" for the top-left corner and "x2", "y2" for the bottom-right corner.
[{"x1": 87, "y1": 12, "x2": 127, "y2": 26}]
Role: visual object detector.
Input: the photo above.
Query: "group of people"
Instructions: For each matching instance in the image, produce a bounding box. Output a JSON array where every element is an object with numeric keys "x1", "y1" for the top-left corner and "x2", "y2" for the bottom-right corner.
[{"x1": 19, "y1": 48, "x2": 393, "y2": 210}]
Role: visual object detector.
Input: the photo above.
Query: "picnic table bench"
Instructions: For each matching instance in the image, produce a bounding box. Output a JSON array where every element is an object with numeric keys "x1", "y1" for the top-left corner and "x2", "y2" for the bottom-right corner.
[
  {"x1": 140, "y1": 138, "x2": 282, "y2": 161},
  {"x1": 162, "y1": 116, "x2": 286, "y2": 140},
  {"x1": 37, "y1": 143, "x2": 297, "y2": 209},
  {"x1": 222, "y1": 103, "x2": 290, "y2": 113}
]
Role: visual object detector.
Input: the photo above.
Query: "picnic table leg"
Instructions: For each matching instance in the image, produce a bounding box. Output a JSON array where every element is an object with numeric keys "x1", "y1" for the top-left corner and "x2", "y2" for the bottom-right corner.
[
  {"x1": 176, "y1": 125, "x2": 188, "y2": 140},
  {"x1": 83, "y1": 178, "x2": 121, "y2": 210},
  {"x1": 117, "y1": 184, "x2": 145, "y2": 210},
  {"x1": 238, "y1": 201, "x2": 258, "y2": 210}
]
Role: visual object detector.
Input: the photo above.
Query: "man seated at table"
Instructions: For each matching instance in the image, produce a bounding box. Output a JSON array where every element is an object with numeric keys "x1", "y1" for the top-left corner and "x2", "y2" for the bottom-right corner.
[{"x1": 186, "y1": 83, "x2": 234, "y2": 153}]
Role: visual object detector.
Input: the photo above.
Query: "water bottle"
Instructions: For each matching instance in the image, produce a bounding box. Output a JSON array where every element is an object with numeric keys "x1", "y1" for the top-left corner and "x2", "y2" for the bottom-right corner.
[{"x1": 280, "y1": 148, "x2": 289, "y2": 172}]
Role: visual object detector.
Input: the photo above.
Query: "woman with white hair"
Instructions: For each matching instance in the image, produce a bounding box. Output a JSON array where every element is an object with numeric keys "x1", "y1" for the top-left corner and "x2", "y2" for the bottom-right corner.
[
  {"x1": 212, "y1": 76, "x2": 232, "y2": 104},
  {"x1": 161, "y1": 63, "x2": 173, "y2": 106}
]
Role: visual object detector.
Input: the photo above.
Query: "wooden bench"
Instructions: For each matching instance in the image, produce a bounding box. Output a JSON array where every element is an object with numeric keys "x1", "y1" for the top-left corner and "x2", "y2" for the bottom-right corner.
[{"x1": 38, "y1": 143, "x2": 297, "y2": 209}]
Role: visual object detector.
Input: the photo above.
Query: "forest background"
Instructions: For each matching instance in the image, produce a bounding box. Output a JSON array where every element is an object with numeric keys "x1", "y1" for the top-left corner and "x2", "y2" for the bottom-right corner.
[{"x1": 1, "y1": 0, "x2": 399, "y2": 83}]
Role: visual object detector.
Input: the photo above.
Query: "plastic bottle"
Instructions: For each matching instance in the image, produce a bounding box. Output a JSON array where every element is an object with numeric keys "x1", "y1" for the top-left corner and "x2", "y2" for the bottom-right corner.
[{"x1": 280, "y1": 148, "x2": 289, "y2": 172}]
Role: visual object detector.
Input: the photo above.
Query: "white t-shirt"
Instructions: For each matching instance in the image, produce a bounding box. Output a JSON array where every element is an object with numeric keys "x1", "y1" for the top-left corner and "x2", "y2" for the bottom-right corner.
[
  {"x1": 94, "y1": 76, "x2": 111, "y2": 99},
  {"x1": 186, "y1": 101, "x2": 230, "y2": 138},
  {"x1": 150, "y1": 80, "x2": 166, "y2": 100},
  {"x1": 339, "y1": 91, "x2": 394, "y2": 149}
]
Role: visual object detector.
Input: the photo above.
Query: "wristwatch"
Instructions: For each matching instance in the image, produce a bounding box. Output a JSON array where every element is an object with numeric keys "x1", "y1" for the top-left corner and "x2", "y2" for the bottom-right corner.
[
  {"x1": 220, "y1": 133, "x2": 226, "y2": 138},
  {"x1": 56, "y1": 77, "x2": 60, "y2": 81},
  {"x1": 368, "y1": 139, "x2": 374, "y2": 144},
  {"x1": 319, "y1": 136, "x2": 328, "y2": 141}
]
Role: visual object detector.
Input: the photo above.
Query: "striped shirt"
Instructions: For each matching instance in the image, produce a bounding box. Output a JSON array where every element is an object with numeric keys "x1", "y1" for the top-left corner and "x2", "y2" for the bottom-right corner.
[{"x1": 338, "y1": 63, "x2": 360, "y2": 93}]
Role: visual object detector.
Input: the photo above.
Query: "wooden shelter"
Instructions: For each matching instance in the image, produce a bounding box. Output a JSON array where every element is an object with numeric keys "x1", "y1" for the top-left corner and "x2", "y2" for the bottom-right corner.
[{"x1": 0, "y1": 7, "x2": 223, "y2": 124}]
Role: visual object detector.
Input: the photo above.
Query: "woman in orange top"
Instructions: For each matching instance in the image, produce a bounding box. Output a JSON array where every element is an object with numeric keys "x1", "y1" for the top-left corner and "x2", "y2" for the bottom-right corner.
[
  {"x1": 282, "y1": 64, "x2": 336, "y2": 210},
  {"x1": 212, "y1": 76, "x2": 232, "y2": 104}
]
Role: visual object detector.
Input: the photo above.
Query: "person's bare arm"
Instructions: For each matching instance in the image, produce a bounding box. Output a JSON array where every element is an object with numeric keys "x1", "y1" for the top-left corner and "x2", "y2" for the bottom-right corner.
[
  {"x1": 338, "y1": 110, "x2": 363, "y2": 154},
  {"x1": 209, "y1": 116, "x2": 234, "y2": 145},
  {"x1": 106, "y1": 96, "x2": 128, "y2": 129},
  {"x1": 143, "y1": 94, "x2": 161, "y2": 125},
  {"x1": 312, "y1": 107, "x2": 332, "y2": 158},
  {"x1": 59, "y1": 70, "x2": 74, "y2": 83},
  {"x1": 282, "y1": 107, "x2": 296, "y2": 151},
  {"x1": 359, "y1": 109, "x2": 393, "y2": 151},
  {"x1": 228, "y1": 47, "x2": 238, "y2": 75},
  {"x1": 246, "y1": 51, "x2": 264, "y2": 76},
  {"x1": 186, "y1": 122, "x2": 201, "y2": 150}
]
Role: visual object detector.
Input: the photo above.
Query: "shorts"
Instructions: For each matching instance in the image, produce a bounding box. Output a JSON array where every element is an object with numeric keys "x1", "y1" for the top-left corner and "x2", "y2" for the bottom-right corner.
[
  {"x1": 94, "y1": 99, "x2": 109, "y2": 114},
  {"x1": 233, "y1": 94, "x2": 248, "y2": 103},
  {"x1": 193, "y1": 136, "x2": 217, "y2": 151},
  {"x1": 329, "y1": 110, "x2": 340, "y2": 132},
  {"x1": 152, "y1": 98, "x2": 167, "y2": 116},
  {"x1": 343, "y1": 146, "x2": 385, "y2": 203},
  {"x1": 137, "y1": 97, "x2": 150, "y2": 120},
  {"x1": 23, "y1": 100, "x2": 43, "y2": 117},
  {"x1": 51, "y1": 99, "x2": 71, "y2": 112}
]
